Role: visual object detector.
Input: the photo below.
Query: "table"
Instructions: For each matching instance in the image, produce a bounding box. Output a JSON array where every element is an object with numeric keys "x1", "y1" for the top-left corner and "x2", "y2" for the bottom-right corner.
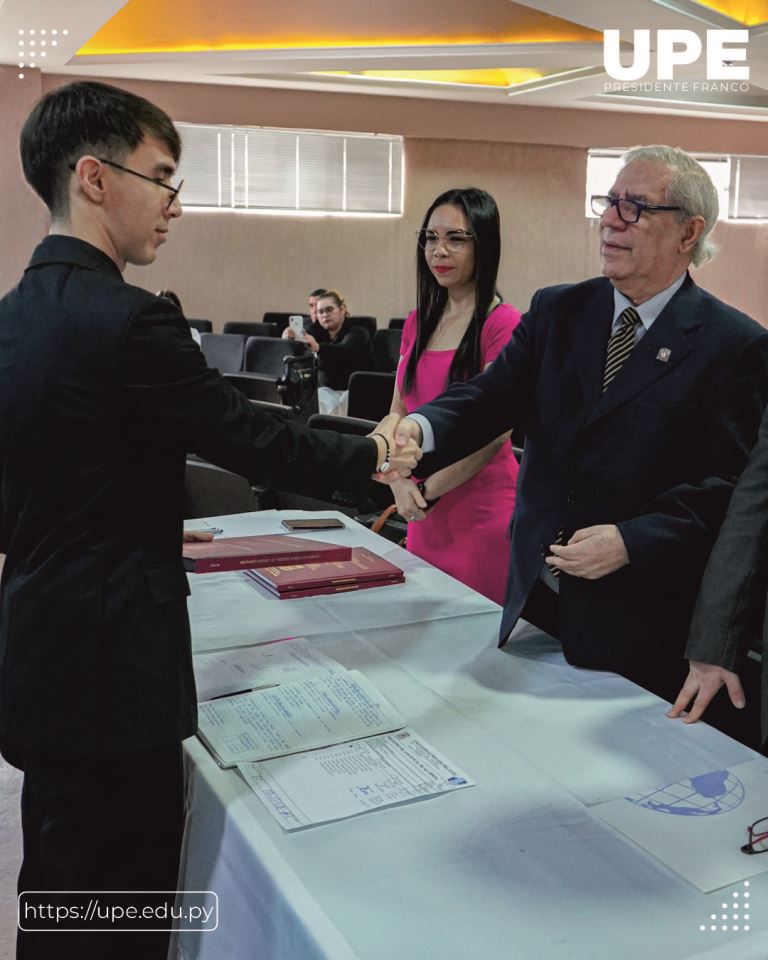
[{"x1": 174, "y1": 510, "x2": 768, "y2": 960}]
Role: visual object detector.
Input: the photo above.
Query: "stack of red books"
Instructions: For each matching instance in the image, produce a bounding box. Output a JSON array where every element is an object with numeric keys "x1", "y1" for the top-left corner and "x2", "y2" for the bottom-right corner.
[
  {"x1": 244, "y1": 546, "x2": 405, "y2": 599},
  {"x1": 183, "y1": 535, "x2": 351, "y2": 573}
]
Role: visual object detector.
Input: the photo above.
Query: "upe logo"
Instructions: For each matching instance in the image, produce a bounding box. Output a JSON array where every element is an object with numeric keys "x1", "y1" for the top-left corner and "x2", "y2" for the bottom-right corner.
[{"x1": 603, "y1": 29, "x2": 749, "y2": 81}]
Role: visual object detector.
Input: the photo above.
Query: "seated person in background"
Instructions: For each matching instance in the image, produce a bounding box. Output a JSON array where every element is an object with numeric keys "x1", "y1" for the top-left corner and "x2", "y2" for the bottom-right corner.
[
  {"x1": 284, "y1": 289, "x2": 373, "y2": 414},
  {"x1": 307, "y1": 287, "x2": 327, "y2": 326}
]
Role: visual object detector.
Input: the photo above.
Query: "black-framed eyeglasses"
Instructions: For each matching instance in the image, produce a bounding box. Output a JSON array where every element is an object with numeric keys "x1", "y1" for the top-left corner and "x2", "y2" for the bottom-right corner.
[
  {"x1": 68, "y1": 158, "x2": 183, "y2": 210},
  {"x1": 742, "y1": 817, "x2": 768, "y2": 854},
  {"x1": 416, "y1": 229, "x2": 475, "y2": 253},
  {"x1": 591, "y1": 194, "x2": 682, "y2": 224}
]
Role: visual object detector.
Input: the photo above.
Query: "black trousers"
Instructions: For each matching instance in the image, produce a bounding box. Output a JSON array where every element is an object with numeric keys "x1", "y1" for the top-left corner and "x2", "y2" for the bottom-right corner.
[
  {"x1": 0, "y1": 740, "x2": 185, "y2": 960},
  {"x1": 520, "y1": 577, "x2": 765, "y2": 753}
]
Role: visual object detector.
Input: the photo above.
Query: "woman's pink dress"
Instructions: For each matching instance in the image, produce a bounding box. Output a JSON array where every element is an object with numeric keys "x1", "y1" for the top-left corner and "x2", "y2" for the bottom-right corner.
[{"x1": 396, "y1": 304, "x2": 521, "y2": 604}]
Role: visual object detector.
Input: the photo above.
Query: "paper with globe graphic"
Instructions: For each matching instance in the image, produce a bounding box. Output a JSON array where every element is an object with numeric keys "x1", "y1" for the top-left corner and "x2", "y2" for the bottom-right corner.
[{"x1": 593, "y1": 758, "x2": 768, "y2": 891}]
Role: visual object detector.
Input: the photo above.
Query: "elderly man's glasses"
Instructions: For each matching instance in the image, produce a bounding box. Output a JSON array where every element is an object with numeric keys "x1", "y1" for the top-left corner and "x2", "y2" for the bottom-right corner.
[
  {"x1": 742, "y1": 817, "x2": 768, "y2": 854},
  {"x1": 591, "y1": 195, "x2": 682, "y2": 224},
  {"x1": 68, "y1": 159, "x2": 183, "y2": 210},
  {"x1": 416, "y1": 229, "x2": 475, "y2": 253}
]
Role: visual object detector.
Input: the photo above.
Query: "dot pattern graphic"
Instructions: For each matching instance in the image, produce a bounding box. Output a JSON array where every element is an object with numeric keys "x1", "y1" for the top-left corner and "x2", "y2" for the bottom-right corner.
[
  {"x1": 16, "y1": 27, "x2": 67, "y2": 77},
  {"x1": 700, "y1": 882, "x2": 752, "y2": 933}
]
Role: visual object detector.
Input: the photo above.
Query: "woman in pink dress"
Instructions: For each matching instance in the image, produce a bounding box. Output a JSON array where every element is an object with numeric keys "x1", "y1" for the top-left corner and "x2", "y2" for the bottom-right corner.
[{"x1": 389, "y1": 187, "x2": 521, "y2": 604}]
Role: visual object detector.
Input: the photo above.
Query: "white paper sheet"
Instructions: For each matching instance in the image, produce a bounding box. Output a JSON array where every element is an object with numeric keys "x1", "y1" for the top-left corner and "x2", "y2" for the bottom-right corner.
[
  {"x1": 237, "y1": 729, "x2": 475, "y2": 829},
  {"x1": 193, "y1": 637, "x2": 346, "y2": 702},
  {"x1": 197, "y1": 670, "x2": 404, "y2": 767},
  {"x1": 593, "y1": 758, "x2": 768, "y2": 892}
]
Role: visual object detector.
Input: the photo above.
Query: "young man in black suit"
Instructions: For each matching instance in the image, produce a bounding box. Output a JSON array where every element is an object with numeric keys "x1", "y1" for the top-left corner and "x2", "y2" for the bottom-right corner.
[
  {"x1": 0, "y1": 81, "x2": 419, "y2": 959},
  {"x1": 395, "y1": 146, "x2": 768, "y2": 747}
]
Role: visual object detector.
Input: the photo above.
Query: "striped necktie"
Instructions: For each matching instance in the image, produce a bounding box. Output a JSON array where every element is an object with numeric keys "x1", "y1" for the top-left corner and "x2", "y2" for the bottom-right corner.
[
  {"x1": 549, "y1": 305, "x2": 643, "y2": 580},
  {"x1": 603, "y1": 306, "x2": 642, "y2": 390}
]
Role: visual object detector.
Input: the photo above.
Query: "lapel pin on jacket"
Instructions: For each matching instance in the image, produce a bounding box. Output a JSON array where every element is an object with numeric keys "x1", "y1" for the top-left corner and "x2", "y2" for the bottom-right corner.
[{"x1": 656, "y1": 348, "x2": 672, "y2": 363}]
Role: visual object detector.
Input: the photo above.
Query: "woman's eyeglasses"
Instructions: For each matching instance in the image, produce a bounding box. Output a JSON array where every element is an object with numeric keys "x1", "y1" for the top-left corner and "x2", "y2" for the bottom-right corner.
[{"x1": 416, "y1": 229, "x2": 475, "y2": 253}]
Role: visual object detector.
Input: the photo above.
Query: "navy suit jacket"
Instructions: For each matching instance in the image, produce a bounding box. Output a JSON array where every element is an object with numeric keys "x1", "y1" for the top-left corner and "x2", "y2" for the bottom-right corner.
[
  {"x1": 0, "y1": 237, "x2": 378, "y2": 755},
  {"x1": 416, "y1": 274, "x2": 768, "y2": 686},
  {"x1": 686, "y1": 401, "x2": 768, "y2": 742}
]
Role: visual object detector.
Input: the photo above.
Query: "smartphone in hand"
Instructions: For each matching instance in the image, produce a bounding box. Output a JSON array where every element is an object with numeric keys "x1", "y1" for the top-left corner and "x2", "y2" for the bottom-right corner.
[{"x1": 288, "y1": 315, "x2": 305, "y2": 341}]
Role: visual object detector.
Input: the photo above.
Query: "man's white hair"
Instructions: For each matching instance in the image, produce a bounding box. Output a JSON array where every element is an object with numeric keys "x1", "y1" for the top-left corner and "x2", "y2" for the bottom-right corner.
[{"x1": 622, "y1": 145, "x2": 719, "y2": 266}]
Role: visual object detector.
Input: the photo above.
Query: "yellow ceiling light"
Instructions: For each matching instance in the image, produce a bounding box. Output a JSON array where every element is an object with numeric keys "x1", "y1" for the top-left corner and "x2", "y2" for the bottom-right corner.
[
  {"x1": 687, "y1": 0, "x2": 768, "y2": 24},
  {"x1": 77, "y1": 0, "x2": 602, "y2": 57},
  {"x1": 316, "y1": 68, "x2": 550, "y2": 88}
]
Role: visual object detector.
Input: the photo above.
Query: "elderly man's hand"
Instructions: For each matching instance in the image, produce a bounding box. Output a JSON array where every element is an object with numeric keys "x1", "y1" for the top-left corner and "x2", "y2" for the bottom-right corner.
[
  {"x1": 394, "y1": 416, "x2": 423, "y2": 449},
  {"x1": 667, "y1": 661, "x2": 745, "y2": 723},
  {"x1": 370, "y1": 413, "x2": 422, "y2": 483},
  {"x1": 546, "y1": 524, "x2": 629, "y2": 579}
]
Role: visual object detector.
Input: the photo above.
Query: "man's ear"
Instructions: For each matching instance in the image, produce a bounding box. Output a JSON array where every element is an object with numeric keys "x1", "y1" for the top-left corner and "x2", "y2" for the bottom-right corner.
[
  {"x1": 679, "y1": 215, "x2": 706, "y2": 257},
  {"x1": 72, "y1": 156, "x2": 107, "y2": 207}
]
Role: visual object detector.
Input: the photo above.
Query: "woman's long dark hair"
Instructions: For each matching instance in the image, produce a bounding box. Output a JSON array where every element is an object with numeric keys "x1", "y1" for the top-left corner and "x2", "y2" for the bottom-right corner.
[{"x1": 402, "y1": 187, "x2": 501, "y2": 396}]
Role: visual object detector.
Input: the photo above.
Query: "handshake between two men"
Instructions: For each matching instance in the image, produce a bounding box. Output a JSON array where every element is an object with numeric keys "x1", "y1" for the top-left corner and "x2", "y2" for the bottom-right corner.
[
  {"x1": 369, "y1": 413, "x2": 631, "y2": 582},
  {"x1": 369, "y1": 413, "x2": 424, "y2": 483}
]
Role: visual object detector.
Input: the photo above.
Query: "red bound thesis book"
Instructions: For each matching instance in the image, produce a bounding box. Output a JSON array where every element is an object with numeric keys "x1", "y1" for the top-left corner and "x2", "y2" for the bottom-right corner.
[
  {"x1": 244, "y1": 547, "x2": 405, "y2": 598},
  {"x1": 183, "y1": 535, "x2": 352, "y2": 573}
]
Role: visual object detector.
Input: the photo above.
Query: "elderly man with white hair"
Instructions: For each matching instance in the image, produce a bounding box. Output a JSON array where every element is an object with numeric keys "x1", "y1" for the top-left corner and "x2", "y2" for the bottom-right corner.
[{"x1": 395, "y1": 144, "x2": 768, "y2": 747}]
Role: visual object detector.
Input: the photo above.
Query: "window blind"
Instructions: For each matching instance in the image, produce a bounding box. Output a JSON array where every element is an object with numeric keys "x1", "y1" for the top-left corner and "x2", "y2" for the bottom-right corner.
[{"x1": 175, "y1": 123, "x2": 403, "y2": 215}]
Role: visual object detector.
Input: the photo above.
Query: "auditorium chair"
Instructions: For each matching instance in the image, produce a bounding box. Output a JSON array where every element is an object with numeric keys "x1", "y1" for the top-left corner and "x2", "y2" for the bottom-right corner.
[
  {"x1": 225, "y1": 350, "x2": 317, "y2": 422},
  {"x1": 372, "y1": 329, "x2": 402, "y2": 373},
  {"x1": 347, "y1": 371, "x2": 396, "y2": 421},
  {"x1": 223, "y1": 321, "x2": 278, "y2": 338},
  {"x1": 183, "y1": 460, "x2": 257, "y2": 519},
  {"x1": 348, "y1": 316, "x2": 377, "y2": 339},
  {"x1": 223, "y1": 373, "x2": 282, "y2": 404},
  {"x1": 187, "y1": 319, "x2": 213, "y2": 334},
  {"x1": 244, "y1": 336, "x2": 305, "y2": 376},
  {"x1": 248, "y1": 399, "x2": 297, "y2": 420},
  {"x1": 199, "y1": 332, "x2": 247, "y2": 373}
]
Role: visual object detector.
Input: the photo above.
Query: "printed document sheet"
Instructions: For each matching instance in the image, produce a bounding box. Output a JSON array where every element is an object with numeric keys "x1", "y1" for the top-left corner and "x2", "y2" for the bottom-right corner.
[
  {"x1": 197, "y1": 670, "x2": 403, "y2": 767},
  {"x1": 193, "y1": 636, "x2": 345, "y2": 702},
  {"x1": 238, "y1": 729, "x2": 475, "y2": 829}
]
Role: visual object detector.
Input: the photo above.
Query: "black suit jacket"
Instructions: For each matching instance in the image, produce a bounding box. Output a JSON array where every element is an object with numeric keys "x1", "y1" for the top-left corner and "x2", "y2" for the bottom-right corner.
[
  {"x1": 416, "y1": 275, "x2": 768, "y2": 686},
  {"x1": 686, "y1": 402, "x2": 768, "y2": 742},
  {"x1": 0, "y1": 237, "x2": 378, "y2": 755}
]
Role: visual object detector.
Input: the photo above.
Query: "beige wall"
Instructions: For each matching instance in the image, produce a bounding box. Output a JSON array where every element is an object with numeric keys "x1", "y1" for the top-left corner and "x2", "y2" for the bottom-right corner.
[
  {"x1": 119, "y1": 139, "x2": 600, "y2": 326},
  {"x1": 0, "y1": 67, "x2": 48, "y2": 288},
  {"x1": 2, "y1": 72, "x2": 767, "y2": 327}
]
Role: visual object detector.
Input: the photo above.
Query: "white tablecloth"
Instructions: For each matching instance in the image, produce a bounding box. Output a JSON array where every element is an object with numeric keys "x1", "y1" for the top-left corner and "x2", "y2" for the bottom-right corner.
[{"x1": 174, "y1": 511, "x2": 767, "y2": 960}]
